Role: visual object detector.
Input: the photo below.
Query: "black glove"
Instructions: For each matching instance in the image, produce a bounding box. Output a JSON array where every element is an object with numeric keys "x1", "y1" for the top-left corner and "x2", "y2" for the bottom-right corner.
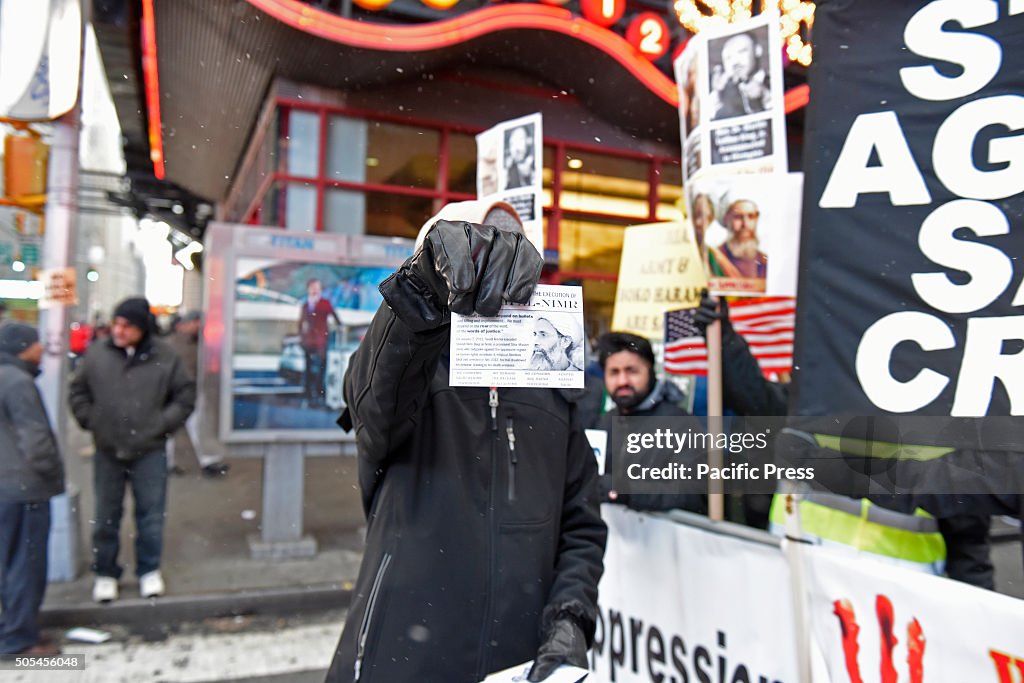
[
  {"x1": 379, "y1": 220, "x2": 543, "y2": 332},
  {"x1": 693, "y1": 289, "x2": 728, "y2": 333},
  {"x1": 527, "y1": 617, "x2": 589, "y2": 682}
]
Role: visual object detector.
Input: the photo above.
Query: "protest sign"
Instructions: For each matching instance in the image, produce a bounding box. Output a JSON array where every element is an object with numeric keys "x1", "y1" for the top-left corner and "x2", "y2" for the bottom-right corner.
[
  {"x1": 610, "y1": 221, "x2": 705, "y2": 340},
  {"x1": 476, "y1": 113, "x2": 544, "y2": 254},
  {"x1": 450, "y1": 285, "x2": 584, "y2": 389}
]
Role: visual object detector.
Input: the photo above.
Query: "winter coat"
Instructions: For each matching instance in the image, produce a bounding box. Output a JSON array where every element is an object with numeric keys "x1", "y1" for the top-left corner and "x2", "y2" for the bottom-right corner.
[
  {"x1": 68, "y1": 335, "x2": 195, "y2": 459},
  {"x1": 329, "y1": 303, "x2": 607, "y2": 683},
  {"x1": 599, "y1": 380, "x2": 705, "y2": 513},
  {"x1": 720, "y1": 317, "x2": 1001, "y2": 588},
  {"x1": 0, "y1": 353, "x2": 64, "y2": 502}
]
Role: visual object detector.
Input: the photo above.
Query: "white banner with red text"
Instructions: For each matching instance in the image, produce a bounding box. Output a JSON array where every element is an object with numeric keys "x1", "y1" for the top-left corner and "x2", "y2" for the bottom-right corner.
[{"x1": 804, "y1": 543, "x2": 1024, "y2": 683}]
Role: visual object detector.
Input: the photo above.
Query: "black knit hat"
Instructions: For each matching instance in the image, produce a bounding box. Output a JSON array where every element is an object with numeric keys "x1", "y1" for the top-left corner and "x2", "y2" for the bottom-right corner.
[
  {"x1": 597, "y1": 331, "x2": 656, "y2": 370},
  {"x1": 0, "y1": 322, "x2": 39, "y2": 356},
  {"x1": 112, "y1": 297, "x2": 154, "y2": 333}
]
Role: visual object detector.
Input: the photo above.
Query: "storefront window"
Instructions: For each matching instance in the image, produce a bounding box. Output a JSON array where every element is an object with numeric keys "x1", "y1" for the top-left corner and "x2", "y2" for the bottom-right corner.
[
  {"x1": 285, "y1": 109, "x2": 320, "y2": 178},
  {"x1": 447, "y1": 132, "x2": 478, "y2": 195},
  {"x1": 365, "y1": 122, "x2": 439, "y2": 189},
  {"x1": 559, "y1": 151, "x2": 650, "y2": 220},
  {"x1": 285, "y1": 183, "x2": 318, "y2": 231},
  {"x1": 364, "y1": 190, "x2": 433, "y2": 240},
  {"x1": 326, "y1": 115, "x2": 368, "y2": 182},
  {"x1": 236, "y1": 101, "x2": 682, "y2": 325},
  {"x1": 656, "y1": 160, "x2": 684, "y2": 221},
  {"x1": 323, "y1": 188, "x2": 366, "y2": 234}
]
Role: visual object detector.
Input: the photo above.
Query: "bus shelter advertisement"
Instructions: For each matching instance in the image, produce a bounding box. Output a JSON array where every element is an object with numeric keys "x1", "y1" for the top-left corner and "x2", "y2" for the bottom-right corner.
[{"x1": 202, "y1": 223, "x2": 413, "y2": 443}]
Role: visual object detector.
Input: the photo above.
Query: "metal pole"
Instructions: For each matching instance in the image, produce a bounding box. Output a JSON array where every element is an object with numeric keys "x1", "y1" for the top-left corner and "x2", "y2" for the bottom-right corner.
[
  {"x1": 706, "y1": 318, "x2": 724, "y2": 520},
  {"x1": 38, "y1": 109, "x2": 79, "y2": 450}
]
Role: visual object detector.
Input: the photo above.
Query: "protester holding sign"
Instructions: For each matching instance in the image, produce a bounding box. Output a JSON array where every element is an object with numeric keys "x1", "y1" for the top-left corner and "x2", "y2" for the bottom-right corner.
[
  {"x1": 695, "y1": 294, "x2": 996, "y2": 586},
  {"x1": 330, "y1": 200, "x2": 606, "y2": 683}
]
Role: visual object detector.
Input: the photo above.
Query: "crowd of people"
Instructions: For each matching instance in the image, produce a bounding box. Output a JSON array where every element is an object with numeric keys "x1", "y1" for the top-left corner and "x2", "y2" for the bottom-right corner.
[{"x1": 0, "y1": 198, "x2": 1014, "y2": 678}]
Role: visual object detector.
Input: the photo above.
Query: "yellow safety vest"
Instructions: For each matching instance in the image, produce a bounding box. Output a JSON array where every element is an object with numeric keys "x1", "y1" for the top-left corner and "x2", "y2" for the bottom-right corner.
[{"x1": 770, "y1": 431, "x2": 948, "y2": 574}]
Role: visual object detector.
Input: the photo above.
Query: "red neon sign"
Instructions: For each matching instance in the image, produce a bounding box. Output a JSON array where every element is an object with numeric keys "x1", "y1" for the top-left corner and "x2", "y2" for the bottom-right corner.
[
  {"x1": 625, "y1": 12, "x2": 669, "y2": 61},
  {"x1": 580, "y1": 0, "x2": 625, "y2": 28}
]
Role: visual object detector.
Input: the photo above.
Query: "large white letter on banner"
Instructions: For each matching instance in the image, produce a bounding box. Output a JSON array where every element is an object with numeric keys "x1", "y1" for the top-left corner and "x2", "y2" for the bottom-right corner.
[
  {"x1": 933, "y1": 95, "x2": 1024, "y2": 201},
  {"x1": 819, "y1": 112, "x2": 931, "y2": 208},
  {"x1": 952, "y1": 316, "x2": 1024, "y2": 416},
  {"x1": 900, "y1": 0, "x2": 1000, "y2": 101},
  {"x1": 856, "y1": 311, "x2": 953, "y2": 412},
  {"x1": 911, "y1": 199, "x2": 1013, "y2": 314}
]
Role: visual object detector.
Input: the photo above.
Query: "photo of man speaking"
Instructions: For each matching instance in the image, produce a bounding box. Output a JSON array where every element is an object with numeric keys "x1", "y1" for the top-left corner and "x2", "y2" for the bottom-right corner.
[{"x1": 708, "y1": 26, "x2": 772, "y2": 121}]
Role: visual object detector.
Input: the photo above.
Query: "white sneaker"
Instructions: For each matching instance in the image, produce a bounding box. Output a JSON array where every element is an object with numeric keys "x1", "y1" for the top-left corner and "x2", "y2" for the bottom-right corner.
[
  {"x1": 139, "y1": 570, "x2": 165, "y2": 598},
  {"x1": 92, "y1": 576, "x2": 119, "y2": 603}
]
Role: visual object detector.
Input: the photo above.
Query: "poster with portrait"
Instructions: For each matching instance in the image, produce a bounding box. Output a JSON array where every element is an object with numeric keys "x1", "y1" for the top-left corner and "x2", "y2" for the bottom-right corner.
[
  {"x1": 449, "y1": 285, "x2": 585, "y2": 389},
  {"x1": 476, "y1": 113, "x2": 545, "y2": 255},
  {"x1": 673, "y1": 40, "x2": 703, "y2": 181},
  {"x1": 673, "y1": 10, "x2": 787, "y2": 180},
  {"x1": 688, "y1": 173, "x2": 802, "y2": 297},
  {"x1": 202, "y1": 224, "x2": 414, "y2": 444}
]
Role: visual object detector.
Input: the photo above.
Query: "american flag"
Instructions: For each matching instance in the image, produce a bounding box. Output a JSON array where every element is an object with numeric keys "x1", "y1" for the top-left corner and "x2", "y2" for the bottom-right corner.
[{"x1": 664, "y1": 297, "x2": 796, "y2": 378}]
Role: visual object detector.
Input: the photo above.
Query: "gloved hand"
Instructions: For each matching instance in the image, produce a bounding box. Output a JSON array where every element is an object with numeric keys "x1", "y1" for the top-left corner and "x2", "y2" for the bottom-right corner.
[
  {"x1": 380, "y1": 220, "x2": 543, "y2": 332},
  {"x1": 693, "y1": 289, "x2": 728, "y2": 333},
  {"x1": 527, "y1": 617, "x2": 588, "y2": 682}
]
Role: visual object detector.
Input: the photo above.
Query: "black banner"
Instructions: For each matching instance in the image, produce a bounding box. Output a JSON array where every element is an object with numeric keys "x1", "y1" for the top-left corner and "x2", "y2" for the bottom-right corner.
[{"x1": 794, "y1": 1, "x2": 1024, "y2": 437}]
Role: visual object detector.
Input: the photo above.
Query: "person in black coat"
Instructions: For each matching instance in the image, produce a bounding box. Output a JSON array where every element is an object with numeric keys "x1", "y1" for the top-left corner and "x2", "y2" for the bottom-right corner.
[
  {"x1": 695, "y1": 292, "x2": 1000, "y2": 589},
  {"x1": 596, "y1": 331, "x2": 705, "y2": 514},
  {"x1": 0, "y1": 323, "x2": 65, "y2": 656},
  {"x1": 331, "y1": 201, "x2": 606, "y2": 683}
]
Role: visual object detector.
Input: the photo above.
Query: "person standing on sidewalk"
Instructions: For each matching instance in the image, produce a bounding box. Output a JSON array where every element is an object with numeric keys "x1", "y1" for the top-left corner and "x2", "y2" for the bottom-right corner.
[
  {"x1": 69, "y1": 297, "x2": 195, "y2": 602},
  {"x1": 298, "y1": 278, "x2": 341, "y2": 408},
  {"x1": 331, "y1": 201, "x2": 606, "y2": 683},
  {"x1": 0, "y1": 322, "x2": 65, "y2": 655},
  {"x1": 166, "y1": 311, "x2": 228, "y2": 477}
]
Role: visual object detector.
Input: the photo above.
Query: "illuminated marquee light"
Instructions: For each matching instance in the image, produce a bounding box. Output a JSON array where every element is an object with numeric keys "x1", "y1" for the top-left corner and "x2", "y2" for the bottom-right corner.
[
  {"x1": 354, "y1": 0, "x2": 394, "y2": 10},
  {"x1": 421, "y1": 0, "x2": 460, "y2": 9},
  {"x1": 580, "y1": 0, "x2": 626, "y2": 28},
  {"x1": 626, "y1": 13, "x2": 670, "y2": 61},
  {"x1": 778, "y1": 0, "x2": 814, "y2": 66},
  {"x1": 672, "y1": 0, "x2": 753, "y2": 34},
  {"x1": 673, "y1": 0, "x2": 815, "y2": 66}
]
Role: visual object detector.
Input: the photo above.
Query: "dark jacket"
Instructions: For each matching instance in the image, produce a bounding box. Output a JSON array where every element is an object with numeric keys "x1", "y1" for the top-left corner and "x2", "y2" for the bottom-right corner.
[
  {"x1": 0, "y1": 354, "x2": 64, "y2": 502},
  {"x1": 329, "y1": 303, "x2": 607, "y2": 683},
  {"x1": 719, "y1": 318, "x2": 1000, "y2": 587},
  {"x1": 69, "y1": 335, "x2": 195, "y2": 459},
  {"x1": 599, "y1": 380, "x2": 705, "y2": 513}
]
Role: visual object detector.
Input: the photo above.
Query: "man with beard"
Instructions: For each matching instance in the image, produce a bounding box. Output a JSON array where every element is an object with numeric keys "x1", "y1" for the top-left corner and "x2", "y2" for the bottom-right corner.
[
  {"x1": 596, "y1": 332, "x2": 704, "y2": 513},
  {"x1": 710, "y1": 31, "x2": 771, "y2": 120},
  {"x1": 529, "y1": 316, "x2": 583, "y2": 372},
  {"x1": 708, "y1": 197, "x2": 768, "y2": 288},
  {"x1": 690, "y1": 192, "x2": 727, "y2": 254}
]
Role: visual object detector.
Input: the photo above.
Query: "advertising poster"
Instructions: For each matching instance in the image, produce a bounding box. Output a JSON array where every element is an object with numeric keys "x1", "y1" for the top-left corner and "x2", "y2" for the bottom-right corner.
[
  {"x1": 202, "y1": 223, "x2": 413, "y2": 443},
  {"x1": 610, "y1": 221, "x2": 706, "y2": 341},
  {"x1": 476, "y1": 113, "x2": 545, "y2": 254},
  {"x1": 230, "y1": 258, "x2": 391, "y2": 430},
  {"x1": 450, "y1": 285, "x2": 584, "y2": 389},
  {"x1": 688, "y1": 172, "x2": 802, "y2": 297}
]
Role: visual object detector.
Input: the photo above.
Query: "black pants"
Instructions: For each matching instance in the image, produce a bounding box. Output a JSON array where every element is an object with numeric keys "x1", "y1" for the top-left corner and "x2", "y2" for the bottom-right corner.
[
  {"x1": 303, "y1": 348, "x2": 327, "y2": 405},
  {"x1": 0, "y1": 501, "x2": 50, "y2": 654}
]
